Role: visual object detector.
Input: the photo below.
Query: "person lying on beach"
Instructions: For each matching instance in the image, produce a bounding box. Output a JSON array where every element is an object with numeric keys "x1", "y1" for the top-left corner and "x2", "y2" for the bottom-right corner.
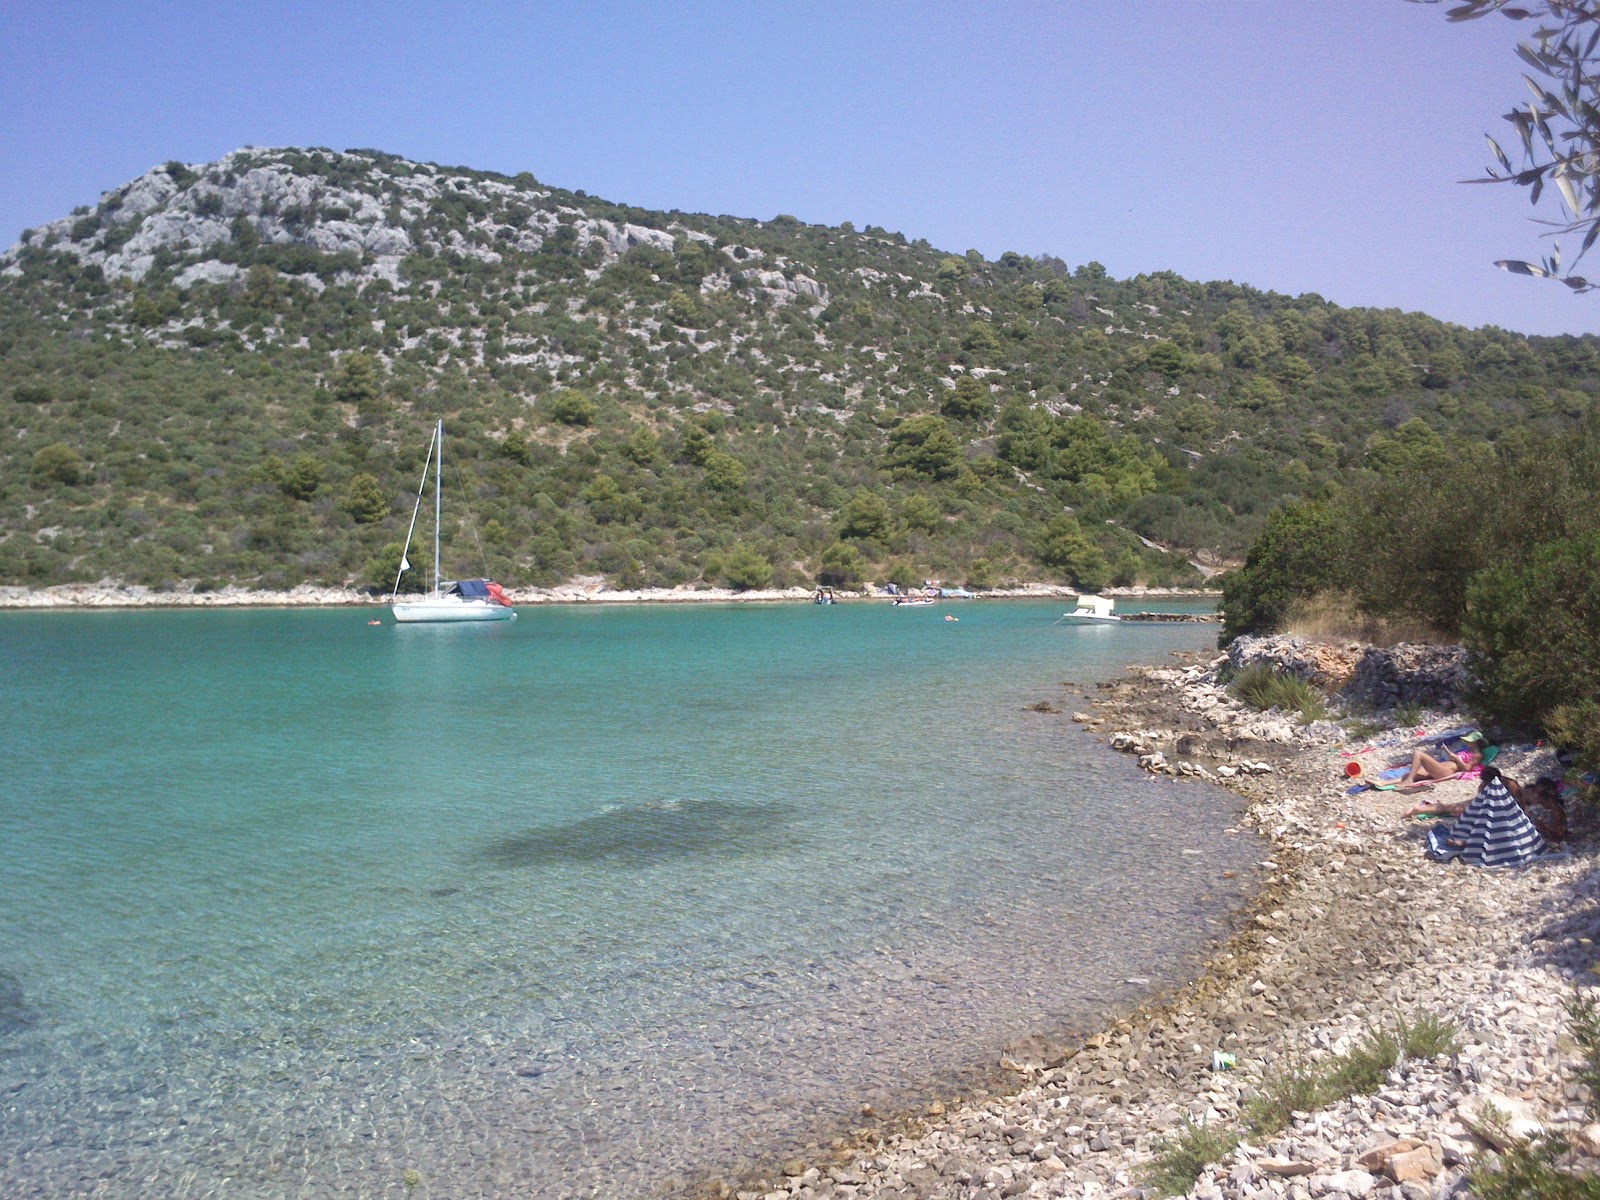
[
  {"x1": 1403, "y1": 766, "x2": 1553, "y2": 829},
  {"x1": 1398, "y1": 732, "x2": 1484, "y2": 788},
  {"x1": 1425, "y1": 766, "x2": 1547, "y2": 867}
]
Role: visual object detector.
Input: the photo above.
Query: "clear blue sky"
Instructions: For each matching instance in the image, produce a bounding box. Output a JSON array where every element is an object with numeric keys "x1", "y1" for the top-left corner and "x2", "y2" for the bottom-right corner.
[{"x1": 1, "y1": 1, "x2": 1591, "y2": 336}]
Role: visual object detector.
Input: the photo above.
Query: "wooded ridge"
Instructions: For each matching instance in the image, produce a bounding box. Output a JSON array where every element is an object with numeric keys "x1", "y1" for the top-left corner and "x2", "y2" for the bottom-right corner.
[{"x1": 2, "y1": 145, "x2": 1595, "y2": 594}]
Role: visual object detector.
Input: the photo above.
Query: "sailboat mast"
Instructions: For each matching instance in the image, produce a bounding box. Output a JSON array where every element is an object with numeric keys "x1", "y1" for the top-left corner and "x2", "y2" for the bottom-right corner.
[{"x1": 433, "y1": 419, "x2": 443, "y2": 596}]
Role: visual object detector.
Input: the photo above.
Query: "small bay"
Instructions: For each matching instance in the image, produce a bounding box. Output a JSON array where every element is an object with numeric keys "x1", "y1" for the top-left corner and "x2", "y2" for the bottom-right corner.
[{"x1": 0, "y1": 599, "x2": 1258, "y2": 1198}]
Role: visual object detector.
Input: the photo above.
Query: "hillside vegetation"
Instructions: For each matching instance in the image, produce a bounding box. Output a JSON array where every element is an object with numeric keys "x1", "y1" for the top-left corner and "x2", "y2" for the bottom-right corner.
[
  {"x1": 2, "y1": 145, "x2": 1597, "y2": 594},
  {"x1": 1222, "y1": 410, "x2": 1600, "y2": 768}
]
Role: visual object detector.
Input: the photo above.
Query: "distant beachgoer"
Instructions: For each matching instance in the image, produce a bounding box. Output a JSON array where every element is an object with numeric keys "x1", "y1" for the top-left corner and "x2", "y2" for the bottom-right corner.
[
  {"x1": 1399, "y1": 732, "x2": 1484, "y2": 788},
  {"x1": 1520, "y1": 776, "x2": 1568, "y2": 844},
  {"x1": 1403, "y1": 763, "x2": 1538, "y2": 823},
  {"x1": 1425, "y1": 766, "x2": 1547, "y2": 866}
]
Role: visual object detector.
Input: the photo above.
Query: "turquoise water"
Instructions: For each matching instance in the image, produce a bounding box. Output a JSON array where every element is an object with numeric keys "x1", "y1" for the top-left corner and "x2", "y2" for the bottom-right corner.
[{"x1": 0, "y1": 600, "x2": 1258, "y2": 1199}]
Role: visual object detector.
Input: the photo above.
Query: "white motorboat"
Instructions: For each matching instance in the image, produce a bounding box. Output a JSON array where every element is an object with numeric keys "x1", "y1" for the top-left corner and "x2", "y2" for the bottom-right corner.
[
  {"x1": 1057, "y1": 594, "x2": 1119, "y2": 624},
  {"x1": 391, "y1": 421, "x2": 517, "y2": 624}
]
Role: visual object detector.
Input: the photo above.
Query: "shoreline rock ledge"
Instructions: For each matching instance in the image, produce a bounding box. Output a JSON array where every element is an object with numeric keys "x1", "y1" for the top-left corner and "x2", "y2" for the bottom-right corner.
[{"x1": 700, "y1": 638, "x2": 1600, "y2": 1200}]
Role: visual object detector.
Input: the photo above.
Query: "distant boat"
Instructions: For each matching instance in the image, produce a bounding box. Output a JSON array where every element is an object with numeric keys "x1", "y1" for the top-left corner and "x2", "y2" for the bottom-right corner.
[
  {"x1": 1057, "y1": 594, "x2": 1119, "y2": 624},
  {"x1": 391, "y1": 420, "x2": 517, "y2": 624},
  {"x1": 891, "y1": 596, "x2": 936, "y2": 607}
]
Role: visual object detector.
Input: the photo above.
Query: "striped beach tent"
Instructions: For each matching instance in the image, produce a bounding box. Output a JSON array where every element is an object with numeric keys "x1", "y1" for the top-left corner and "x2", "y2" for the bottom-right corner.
[{"x1": 1426, "y1": 778, "x2": 1546, "y2": 867}]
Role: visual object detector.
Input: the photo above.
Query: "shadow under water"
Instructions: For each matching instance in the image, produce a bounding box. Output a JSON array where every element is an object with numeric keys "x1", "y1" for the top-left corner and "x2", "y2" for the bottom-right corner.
[
  {"x1": 0, "y1": 968, "x2": 29, "y2": 1037},
  {"x1": 480, "y1": 797, "x2": 793, "y2": 869}
]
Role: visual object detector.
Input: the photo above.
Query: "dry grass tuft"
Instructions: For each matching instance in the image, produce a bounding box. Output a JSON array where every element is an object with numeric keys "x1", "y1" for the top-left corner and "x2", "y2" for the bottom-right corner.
[{"x1": 1281, "y1": 592, "x2": 1447, "y2": 647}]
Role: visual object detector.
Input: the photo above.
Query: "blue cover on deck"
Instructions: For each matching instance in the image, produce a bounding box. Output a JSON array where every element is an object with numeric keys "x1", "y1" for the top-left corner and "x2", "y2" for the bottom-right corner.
[{"x1": 448, "y1": 579, "x2": 491, "y2": 598}]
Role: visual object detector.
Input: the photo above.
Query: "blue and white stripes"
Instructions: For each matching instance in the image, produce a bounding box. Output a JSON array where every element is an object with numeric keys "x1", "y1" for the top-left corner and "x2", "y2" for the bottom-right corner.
[{"x1": 1426, "y1": 779, "x2": 1547, "y2": 867}]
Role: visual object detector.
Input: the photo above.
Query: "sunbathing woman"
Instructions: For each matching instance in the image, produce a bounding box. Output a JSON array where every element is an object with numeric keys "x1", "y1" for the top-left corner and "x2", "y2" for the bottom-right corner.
[{"x1": 1399, "y1": 732, "x2": 1483, "y2": 789}]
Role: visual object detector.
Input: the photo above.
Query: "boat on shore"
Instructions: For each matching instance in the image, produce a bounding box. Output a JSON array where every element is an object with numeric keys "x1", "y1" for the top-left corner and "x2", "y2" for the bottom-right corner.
[
  {"x1": 391, "y1": 420, "x2": 517, "y2": 624},
  {"x1": 1057, "y1": 594, "x2": 1119, "y2": 624}
]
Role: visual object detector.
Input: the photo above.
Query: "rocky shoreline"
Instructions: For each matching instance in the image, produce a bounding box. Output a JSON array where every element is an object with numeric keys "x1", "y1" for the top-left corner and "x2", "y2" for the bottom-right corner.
[
  {"x1": 0, "y1": 581, "x2": 1219, "y2": 610},
  {"x1": 700, "y1": 639, "x2": 1600, "y2": 1200}
]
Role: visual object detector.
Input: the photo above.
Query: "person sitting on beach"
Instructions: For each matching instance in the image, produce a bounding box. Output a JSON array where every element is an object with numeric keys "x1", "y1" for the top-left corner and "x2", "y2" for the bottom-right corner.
[
  {"x1": 1425, "y1": 765, "x2": 1547, "y2": 867},
  {"x1": 1399, "y1": 731, "x2": 1484, "y2": 788},
  {"x1": 1519, "y1": 776, "x2": 1568, "y2": 844}
]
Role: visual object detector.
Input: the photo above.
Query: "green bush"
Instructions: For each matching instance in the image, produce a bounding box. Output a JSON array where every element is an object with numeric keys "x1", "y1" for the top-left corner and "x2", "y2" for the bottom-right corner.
[
  {"x1": 280, "y1": 455, "x2": 324, "y2": 501},
  {"x1": 817, "y1": 542, "x2": 865, "y2": 586},
  {"x1": 1321, "y1": 1026, "x2": 1400, "y2": 1100},
  {"x1": 1035, "y1": 513, "x2": 1109, "y2": 590},
  {"x1": 883, "y1": 414, "x2": 962, "y2": 480},
  {"x1": 30, "y1": 442, "x2": 88, "y2": 486},
  {"x1": 838, "y1": 489, "x2": 892, "y2": 543},
  {"x1": 1227, "y1": 663, "x2": 1327, "y2": 723},
  {"x1": 1141, "y1": 1120, "x2": 1239, "y2": 1197},
  {"x1": 1219, "y1": 497, "x2": 1350, "y2": 643},
  {"x1": 941, "y1": 375, "x2": 991, "y2": 422},
  {"x1": 542, "y1": 389, "x2": 598, "y2": 426},
  {"x1": 718, "y1": 543, "x2": 773, "y2": 591},
  {"x1": 1242, "y1": 1058, "x2": 1323, "y2": 1137},
  {"x1": 1464, "y1": 533, "x2": 1600, "y2": 767}
]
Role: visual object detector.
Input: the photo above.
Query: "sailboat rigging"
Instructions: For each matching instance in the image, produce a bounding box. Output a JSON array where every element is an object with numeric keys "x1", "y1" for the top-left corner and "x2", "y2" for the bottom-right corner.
[{"x1": 390, "y1": 420, "x2": 517, "y2": 623}]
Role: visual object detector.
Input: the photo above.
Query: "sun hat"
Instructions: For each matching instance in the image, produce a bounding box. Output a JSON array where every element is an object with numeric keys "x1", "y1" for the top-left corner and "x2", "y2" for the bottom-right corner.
[{"x1": 1462, "y1": 731, "x2": 1484, "y2": 743}]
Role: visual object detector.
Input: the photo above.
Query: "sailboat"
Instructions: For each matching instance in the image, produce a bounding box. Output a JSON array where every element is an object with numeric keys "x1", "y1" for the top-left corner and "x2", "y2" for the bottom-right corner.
[{"x1": 390, "y1": 420, "x2": 517, "y2": 623}]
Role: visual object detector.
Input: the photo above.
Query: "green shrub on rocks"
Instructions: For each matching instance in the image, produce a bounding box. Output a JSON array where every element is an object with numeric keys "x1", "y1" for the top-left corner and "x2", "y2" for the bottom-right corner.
[
  {"x1": 1241, "y1": 1011, "x2": 1457, "y2": 1140},
  {"x1": 1322, "y1": 1025, "x2": 1402, "y2": 1100},
  {"x1": 1242, "y1": 1057, "x2": 1323, "y2": 1137},
  {"x1": 1471, "y1": 993, "x2": 1600, "y2": 1200},
  {"x1": 1397, "y1": 1009, "x2": 1461, "y2": 1060},
  {"x1": 1227, "y1": 663, "x2": 1328, "y2": 723},
  {"x1": 1141, "y1": 1119, "x2": 1240, "y2": 1197}
]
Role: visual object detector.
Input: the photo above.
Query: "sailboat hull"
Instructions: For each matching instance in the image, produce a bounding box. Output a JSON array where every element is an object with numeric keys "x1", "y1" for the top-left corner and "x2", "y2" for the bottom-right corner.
[{"x1": 392, "y1": 597, "x2": 516, "y2": 623}]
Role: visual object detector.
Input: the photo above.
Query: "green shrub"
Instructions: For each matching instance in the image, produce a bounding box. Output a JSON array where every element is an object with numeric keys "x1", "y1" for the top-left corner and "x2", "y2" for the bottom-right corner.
[
  {"x1": 1227, "y1": 663, "x2": 1327, "y2": 722},
  {"x1": 1035, "y1": 513, "x2": 1110, "y2": 590},
  {"x1": 1464, "y1": 533, "x2": 1600, "y2": 768},
  {"x1": 882, "y1": 414, "x2": 962, "y2": 480},
  {"x1": 838, "y1": 489, "x2": 892, "y2": 543},
  {"x1": 1396, "y1": 1009, "x2": 1461, "y2": 1060},
  {"x1": 1219, "y1": 497, "x2": 1351, "y2": 643},
  {"x1": 1242, "y1": 1059, "x2": 1324, "y2": 1137},
  {"x1": 542, "y1": 388, "x2": 598, "y2": 426},
  {"x1": 342, "y1": 473, "x2": 389, "y2": 524},
  {"x1": 12, "y1": 383, "x2": 53, "y2": 404},
  {"x1": 30, "y1": 442, "x2": 88, "y2": 486},
  {"x1": 1321, "y1": 1026, "x2": 1399, "y2": 1101},
  {"x1": 817, "y1": 542, "x2": 865, "y2": 587},
  {"x1": 1393, "y1": 702, "x2": 1424, "y2": 729},
  {"x1": 717, "y1": 543, "x2": 773, "y2": 591},
  {"x1": 1141, "y1": 1120, "x2": 1239, "y2": 1197}
]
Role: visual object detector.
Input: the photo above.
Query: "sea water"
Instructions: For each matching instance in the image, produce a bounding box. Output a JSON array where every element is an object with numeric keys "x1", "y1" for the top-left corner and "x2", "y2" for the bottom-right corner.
[{"x1": 0, "y1": 600, "x2": 1260, "y2": 1199}]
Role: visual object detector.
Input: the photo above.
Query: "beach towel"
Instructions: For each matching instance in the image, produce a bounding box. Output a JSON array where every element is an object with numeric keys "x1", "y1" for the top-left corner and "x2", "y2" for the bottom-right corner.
[{"x1": 1425, "y1": 778, "x2": 1547, "y2": 867}]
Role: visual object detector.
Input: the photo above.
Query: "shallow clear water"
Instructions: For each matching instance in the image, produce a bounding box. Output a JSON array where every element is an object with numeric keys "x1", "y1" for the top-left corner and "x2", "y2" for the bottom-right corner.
[{"x1": 0, "y1": 599, "x2": 1259, "y2": 1199}]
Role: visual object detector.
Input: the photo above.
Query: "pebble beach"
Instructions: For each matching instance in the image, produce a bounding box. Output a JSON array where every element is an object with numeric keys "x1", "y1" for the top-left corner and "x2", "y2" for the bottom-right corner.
[{"x1": 702, "y1": 639, "x2": 1600, "y2": 1200}]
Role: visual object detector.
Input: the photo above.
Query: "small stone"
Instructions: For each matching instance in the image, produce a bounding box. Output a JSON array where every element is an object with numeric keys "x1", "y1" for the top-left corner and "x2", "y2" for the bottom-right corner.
[
  {"x1": 1258, "y1": 1159, "x2": 1316, "y2": 1176},
  {"x1": 1384, "y1": 1144, "x2": 1443, "y2": 1183},
  {"x1": 1356, "y1": 1137, "x2": 1422, "y2": 1171},
  {"x1": 1313, "y1": 1167, "x2": 1377, "y2": 1197}
]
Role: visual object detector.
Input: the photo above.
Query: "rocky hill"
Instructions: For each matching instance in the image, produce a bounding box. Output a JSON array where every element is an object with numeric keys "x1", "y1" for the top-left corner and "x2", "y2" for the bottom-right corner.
[{"x1": 2, "y1": 145, "x2": 1596, "y2": 594}]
